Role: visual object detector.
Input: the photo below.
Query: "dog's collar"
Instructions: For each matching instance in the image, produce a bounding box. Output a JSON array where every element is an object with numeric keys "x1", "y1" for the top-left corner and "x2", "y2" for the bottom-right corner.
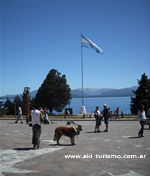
[{"x1": 73, "y1": 126, "x2": 78, "y2": 133}]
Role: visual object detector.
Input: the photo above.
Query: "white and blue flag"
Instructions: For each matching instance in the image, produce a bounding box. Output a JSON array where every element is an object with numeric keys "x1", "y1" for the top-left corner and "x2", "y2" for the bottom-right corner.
[{"x1": 81, "y1": 34, "x2": 103, "y2": 54}]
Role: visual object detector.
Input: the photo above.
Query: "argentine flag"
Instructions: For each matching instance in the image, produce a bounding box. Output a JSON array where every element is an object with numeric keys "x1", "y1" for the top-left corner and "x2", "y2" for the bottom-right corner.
[{"x1": 81, "y1": 34, "x2": 103, "y2": 54}]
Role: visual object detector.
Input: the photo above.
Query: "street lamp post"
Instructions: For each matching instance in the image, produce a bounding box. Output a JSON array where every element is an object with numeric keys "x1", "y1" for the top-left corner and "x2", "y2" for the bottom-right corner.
[{"x1": 24, "y1": 87, "x2": 30, "y2": 124}]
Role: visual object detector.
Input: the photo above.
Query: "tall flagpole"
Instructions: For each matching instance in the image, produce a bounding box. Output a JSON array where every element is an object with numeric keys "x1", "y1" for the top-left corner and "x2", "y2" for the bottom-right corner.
[
  {"x1": 81, "y1": 33, "x2": 84, "y2": 106},
  {"x1": 80, "y1": 33, "x2": 86, "y2": 114}
]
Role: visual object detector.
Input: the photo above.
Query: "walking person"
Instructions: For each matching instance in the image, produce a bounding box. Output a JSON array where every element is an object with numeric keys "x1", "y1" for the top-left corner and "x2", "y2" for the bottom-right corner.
[
  {"x1": 15, "y1": 106, "x2": 23, "y2": 123},
  {"x1": 31, "y1": 106, "x2": 44, "y2": 149},
  {"x1": 94, "y1": 106, "x2": 102, "y2": 133},
  {"x1": 138, "y1": 105, "x2": 147, "y2": 138},
  {"x1": 115, "y1": 107, "x2": 120, "y2": 119},
  {"x1": 103, "y1": 104, "x2": 109, "y2": 132}
]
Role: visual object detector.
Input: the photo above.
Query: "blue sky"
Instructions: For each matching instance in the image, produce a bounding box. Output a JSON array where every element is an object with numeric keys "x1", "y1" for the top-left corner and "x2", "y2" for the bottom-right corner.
[{"x1": 1, "y1": 0, "x2": 150, "y2": 96}]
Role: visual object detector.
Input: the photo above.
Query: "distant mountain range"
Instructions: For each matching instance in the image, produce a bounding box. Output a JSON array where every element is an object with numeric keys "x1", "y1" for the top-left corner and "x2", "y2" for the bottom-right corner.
[
  {"x1": 71, "y1": 86, "x2": 137, "y2": 98},
  {"x1": 0, "y1": 86, "x2": 138, "y2": 99}
]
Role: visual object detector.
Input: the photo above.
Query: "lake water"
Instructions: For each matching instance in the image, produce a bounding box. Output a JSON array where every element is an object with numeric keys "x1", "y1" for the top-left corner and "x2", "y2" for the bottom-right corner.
[
  {"x1": 67, "y1": 97, "x2": 132, "y2": 114},
  {"x1": 1, "y1": 96, "x2": 132, "y2": 114}
]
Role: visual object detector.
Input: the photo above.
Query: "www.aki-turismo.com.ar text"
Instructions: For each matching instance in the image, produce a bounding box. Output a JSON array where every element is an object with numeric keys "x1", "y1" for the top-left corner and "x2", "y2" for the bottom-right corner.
[{"x1": 65, "y1": 154, "x2": 146, "y2": 159}]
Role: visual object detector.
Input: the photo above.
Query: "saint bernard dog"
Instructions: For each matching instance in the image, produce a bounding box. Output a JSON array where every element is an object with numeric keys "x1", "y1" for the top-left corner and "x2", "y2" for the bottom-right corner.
[{"x1": 53, "y1": 124, "x2": 83, "y2": 145}]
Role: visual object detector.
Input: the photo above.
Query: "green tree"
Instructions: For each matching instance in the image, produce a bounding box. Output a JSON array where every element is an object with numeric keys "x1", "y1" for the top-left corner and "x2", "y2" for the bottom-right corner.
[
  {"x1": 13, "y1": 95, "x2": 23, "y2": 107},
  {"x1": 4, "y1": 98, "x2": 15, "y2": 115},
  {"x1": 35, "y1": 69, "x2": 72, "y2": 113},
  {"x1": 13, "y1": 95, "x2": 24, "y2": 114},
  {"x1": 130, "y1": 73, "x2": 150, "y2": 114}
]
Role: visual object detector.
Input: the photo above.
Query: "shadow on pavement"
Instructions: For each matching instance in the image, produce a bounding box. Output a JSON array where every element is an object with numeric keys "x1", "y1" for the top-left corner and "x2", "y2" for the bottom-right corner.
[
  {"x1": 85, "y1": 131, "x2": 105, "y2": 133},
  {"x1": 13, "y1": 148, "x2": 34, "y2": 151},
  {"x1": 49, "y1": 144, "x2": 74, "y2": 146},
  {"x1": 128, "y1": 136, "x2": 140, "y2": 139}
]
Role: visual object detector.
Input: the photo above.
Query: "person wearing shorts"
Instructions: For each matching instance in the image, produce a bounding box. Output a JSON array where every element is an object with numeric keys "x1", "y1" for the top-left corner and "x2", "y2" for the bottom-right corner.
[{"x1": 94, "y1": 106, "x2": 102, "y2": 133}]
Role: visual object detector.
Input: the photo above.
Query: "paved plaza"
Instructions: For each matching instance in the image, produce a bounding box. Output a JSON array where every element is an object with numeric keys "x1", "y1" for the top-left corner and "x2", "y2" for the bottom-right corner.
[{"x1": 0, "y1": 119, "x2": 150, "y2": 176}]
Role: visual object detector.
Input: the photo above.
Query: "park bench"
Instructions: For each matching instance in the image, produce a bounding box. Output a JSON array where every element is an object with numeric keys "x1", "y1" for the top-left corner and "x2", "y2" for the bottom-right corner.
[{"x1": 145, "y1": 118, "x2": 150, "y2": 129}]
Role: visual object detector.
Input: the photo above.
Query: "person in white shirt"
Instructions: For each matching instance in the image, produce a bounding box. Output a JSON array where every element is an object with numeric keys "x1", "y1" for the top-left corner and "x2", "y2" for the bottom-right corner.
[
  {"x1": 94, "y1": 106, "x2": 102, "y2": 133},
  {"x1": 31, "y1": 107, "x2": 44, "y2": 149},
  {"x1": 44, "y1": 112, "x2": 51, "y2": 124},
  {"x1": 138, "y1": 104, "x2": 147, "y2": 137},
  {"x1": 15, "y1": 106, "x2": 23, "y2": 123}
]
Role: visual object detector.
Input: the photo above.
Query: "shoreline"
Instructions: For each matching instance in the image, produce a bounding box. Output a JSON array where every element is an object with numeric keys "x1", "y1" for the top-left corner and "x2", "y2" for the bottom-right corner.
[{"x1": 0, "y1": 114, "x2": 138, "y2": 121}]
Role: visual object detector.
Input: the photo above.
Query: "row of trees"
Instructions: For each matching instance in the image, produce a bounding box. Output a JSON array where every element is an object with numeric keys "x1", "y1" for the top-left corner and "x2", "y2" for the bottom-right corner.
[
  {"x1": 0, "y1": 69, "x2": 72, "y2": 115},
  {"x1": 0, "y1": 70, "x2": 149, "y2": 115},
  {"x1": 0, "y1": 96, "x2": 36, "y2": 115}
]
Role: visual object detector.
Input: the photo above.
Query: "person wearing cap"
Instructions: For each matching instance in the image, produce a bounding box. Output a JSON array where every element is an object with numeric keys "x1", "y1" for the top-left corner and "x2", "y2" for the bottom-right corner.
[
  {"x1": 94, "y1": 106, "x2": 102, "y2": 133},
  {"x1": 103, "y1": 104, "x2": 109, "y2": 132}
]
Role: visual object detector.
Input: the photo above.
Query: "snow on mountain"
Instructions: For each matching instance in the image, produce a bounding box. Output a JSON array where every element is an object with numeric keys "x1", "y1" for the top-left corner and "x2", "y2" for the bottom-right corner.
[{"x1": 72, "y1": 87, "x2": 114, "y2": 96}]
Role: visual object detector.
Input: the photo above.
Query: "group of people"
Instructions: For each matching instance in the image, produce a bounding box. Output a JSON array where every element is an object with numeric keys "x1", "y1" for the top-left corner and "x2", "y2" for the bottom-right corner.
[
  {"x1": 94, "y1": 103, "x2": 148, "y2": 138},
  {"x1": 14, "y1": 104, "x2": 149, "y2": 150},
  {"x1": 14, "y1": 106, "x2": 50, "y2": 125},
  {"x1": 40, "y1": 107, "x2": 51, "y2": 124},
  {"x1": 94, "y1": 104, "x2": 110, "y2": 133}
]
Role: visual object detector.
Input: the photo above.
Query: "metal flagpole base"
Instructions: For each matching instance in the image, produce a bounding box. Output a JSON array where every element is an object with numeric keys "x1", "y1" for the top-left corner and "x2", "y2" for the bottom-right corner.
[{"x1": 79, "y1": 106, "x2": 87, "y2": 114}]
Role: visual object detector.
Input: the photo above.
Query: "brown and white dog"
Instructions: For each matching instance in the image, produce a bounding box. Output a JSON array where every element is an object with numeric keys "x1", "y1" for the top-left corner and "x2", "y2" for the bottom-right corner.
[{"x1": 53, "y1": 124, "x2": 83, "y2": 145}]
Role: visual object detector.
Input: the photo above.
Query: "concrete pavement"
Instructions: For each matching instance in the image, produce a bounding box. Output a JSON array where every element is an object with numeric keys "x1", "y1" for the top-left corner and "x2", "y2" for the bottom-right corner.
[{"x1": 0, "y1": 120, "x2": 150, "y2": 176}]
